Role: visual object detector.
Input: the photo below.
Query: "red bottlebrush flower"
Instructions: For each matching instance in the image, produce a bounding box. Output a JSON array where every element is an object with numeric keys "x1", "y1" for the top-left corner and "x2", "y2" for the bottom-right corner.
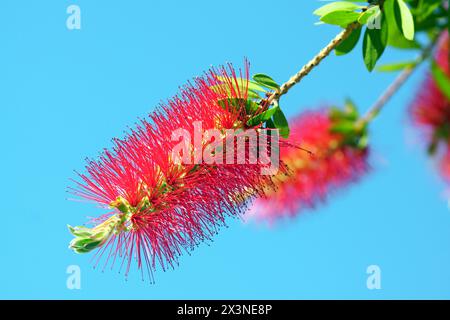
[
  {"x1": 411, "y1": 32, "x2": 449, "y2": 129},
  {"x1": 249, "y1": 108, "x2": 369, "y2": 222},
  {"x1": 410, "y1": 31, "x2": 450, "y2": 180},
  {"x1": 68, "y1": 61, "x2": 284, "y2": 281}
]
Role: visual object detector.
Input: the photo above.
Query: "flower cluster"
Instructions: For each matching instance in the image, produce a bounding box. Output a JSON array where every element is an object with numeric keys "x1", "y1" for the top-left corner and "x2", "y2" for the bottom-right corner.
[
  {"x1": 249, "y1": 107, "x2": 369, "y2": 222},
  {"x1": 410, "y1": 31, "x2": 450, "y2": 180},
  {"x1": 68, "y1": 62, "x2": 284, "y2": 280}
]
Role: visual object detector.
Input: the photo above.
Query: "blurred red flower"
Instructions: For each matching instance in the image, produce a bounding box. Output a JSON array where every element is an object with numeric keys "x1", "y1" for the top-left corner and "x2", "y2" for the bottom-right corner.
[
  {"x1": 249, "y1": 108, "x2": 369, "y2": 222},
  {"x1": 410, "y1": 31, "x2": 450, "y2": 180}
]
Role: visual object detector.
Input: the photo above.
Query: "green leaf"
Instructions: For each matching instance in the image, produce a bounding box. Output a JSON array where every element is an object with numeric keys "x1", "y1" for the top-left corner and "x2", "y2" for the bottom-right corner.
[
  {"x1": 320, "y1": 10, "x2": 361, "y2": 27},
  {"x1": 273, "y1": 108, "x2": 290, "y2": 138},
  {"x1": 335, "y1": 25, "x2": 362, "y2": 55},
  {"x1": 428, "y1": 123, "x2": 450, "y2": 155},
  {"x1": 246, "y1": 90, "x2": 262, "y2": 100},
  {"x1": 357, "y1": 134, "x2": 369, "y2": 149},
  {"x1": 357, "y1": 6, "x2": 379, "y2": 25},
  {"x1": 329, "y1": 101, "x2": 359, "y2": 122},
  {"x1": 427, "y1": 138, "x2": 439, "y2": 155},
  {"x1": 376, "y1": 61, "x2": 416, "y2": 72},
  {"x1": 217, "y1": 98, "x2": 260, "y2": 116},
  {"x1": 387, "y1": 34, "x2": 421, "y2": 49},
  {"x1": 70, "y1": 237, "x2": 93, "y2": 249},
  {"x1": 83, "y1": 239, "x2": 103, "y2": 251},
  {"x1": 252, "y1": 73, "x2": 280, "y2": 90},
  {"x1": 210, "y1": 84, "x2": 261, "y2": 100},
  {"x1": 245, "y1": 100, "x2": 260, "y2": 115},
  {"x1": 215, "y1": 76, "x2": 267, "y2": 93},
  {"x1": 213, "y1": 76, "x2": 268, "y2": 100},
  {"x1": 329, "y1": 107, "x2": 349, "y2": 121},
  {"x1": 416, "y1": 0, "x2": 442, "y2": 23},
  {"x1": 67, "y1": 225, "x2": 92, "y2": 237},
  {"x1": 362, "y1": 12, "x2": 388, "y2": 72},
  {"x1": 384, "y1": 0, "x2": 421, "y2": 49},
  {"x1": 265, "y1": 118, "x2": 276, "y2": 129},
  {"x1": 343, "y1": 99, "x2": 359, "y2": 120},
  {"x1": 431, "y1": 61, "x2": 450, "y2": 101},
  {"x1": 314, "y1": 1, "x2": 362, "y2": 17},
  {"x1": 246, "y1": 107, "x2": 280, "y2": 127},
  {"x1": 330, "y1": 120, "x2": 357, "y2": 134},
  {"x1": 394, "y1": 0, "x2": 415, "y2": 41},
  {"x1": 73, "y1": 247, "x2": 92, "y2": 254}
]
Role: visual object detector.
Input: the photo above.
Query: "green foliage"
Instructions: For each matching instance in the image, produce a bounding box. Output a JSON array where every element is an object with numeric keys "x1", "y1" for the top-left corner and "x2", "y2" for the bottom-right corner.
[
  {"x1": 313, "y1": 0, "x2": 447, "y2": 71},
  {"x1": 358, "y1": 6, "x2": 379, "y2": 25},
  {"x1": 217, "y1": 98, "x2": 260, "y2": 115},
  {"x1": 431, "y1": 61, "x2": 450, "y2": 101},
  {"x1": 273, "y1": 107, "x2": 290, "y2": 138},
  {"x1": 329, "y1": 100, "x2": 369, "y2": 150},
  {"x1": 376, "y1": 61, "x2": 416, "y2": 72},
  {"x1": 212, "y1": 72, "x2": 290, "y2": 137},
  {"x1": 394, "y1": 0, "x2": 415, "y2": 40},
  {"x1": 321, "y1": 10, "x2": 361, "y2": 27},
  {"x1": 336, "y1": 25, "x2": 362, "y2": 55},
  {"x1": 362, "y1": 11, "x2": 388, "y2": 71},
  {"x1": 413, "y1": 0, "x2": 447, "y2": 31},
  {"x1": 313, "y1": 1, "x2": 363, "y2": 17},
  {"x1": 252, "y1": 73, "x2": 280, "y2": 90},
  {"x1": 245, "y1": 98, "x2": 290, "y2": 139},
  {"x1": 213, "y1": 76, "x2": 268, "y2": 100},
  {"x1": 415, "y1": 0, "x2": 443, "y2": 23},
  {"x1": 384, "y1": 0, "x2": 421, "y2": 49},
  {"x1": 428, "y1": 123, "x2": 450, "y2": 155},
  {"x1": 246, "y1": 106, "x2": 280, "y2": 127}
]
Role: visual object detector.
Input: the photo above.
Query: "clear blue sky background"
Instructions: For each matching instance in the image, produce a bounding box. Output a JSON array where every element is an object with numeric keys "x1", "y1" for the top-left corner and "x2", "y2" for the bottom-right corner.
[{"x1": 2, "y1": 0, "x2": 450, "y2": 299}]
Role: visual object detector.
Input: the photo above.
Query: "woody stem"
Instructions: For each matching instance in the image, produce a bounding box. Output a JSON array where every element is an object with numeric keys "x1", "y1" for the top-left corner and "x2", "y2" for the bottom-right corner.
[
  {"x1": 265, "y1": 22, "x2": 360, "y2": 106},
  {"x1": 358, "y1": 37, "x2": 439, "y2": 126}
]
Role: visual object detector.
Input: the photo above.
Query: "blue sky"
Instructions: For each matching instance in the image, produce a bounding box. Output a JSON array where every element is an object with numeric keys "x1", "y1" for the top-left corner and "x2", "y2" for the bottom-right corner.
[{"x1": 2, "y1": 0, "x2": 450, "y2": 299}]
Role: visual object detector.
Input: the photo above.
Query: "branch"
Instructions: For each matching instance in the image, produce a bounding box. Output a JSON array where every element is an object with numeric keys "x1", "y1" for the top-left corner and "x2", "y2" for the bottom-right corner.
[
  {"x1": 265, "y1": 22, "x2": 360, "y2": 106},
  {"x1": 359, "y1": 38, "x2": 439, "y2": 126}
]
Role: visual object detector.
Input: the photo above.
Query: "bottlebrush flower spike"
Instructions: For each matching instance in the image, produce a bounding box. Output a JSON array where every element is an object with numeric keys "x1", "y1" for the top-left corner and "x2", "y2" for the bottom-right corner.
[
  {"x1": 68, "y1": 61, "x2": 287, "y2": 280},
  {"x1": 410, "y1": 31, "x2": 450, "y2": 180},
  {"x1": 249, "y1": 103, "x2": 369, "y2": 222}
]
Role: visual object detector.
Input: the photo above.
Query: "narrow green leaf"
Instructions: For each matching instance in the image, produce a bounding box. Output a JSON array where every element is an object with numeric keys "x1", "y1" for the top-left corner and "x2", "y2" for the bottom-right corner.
[
  {"x1": 357, "y1": 6, "x2": 379, "y2": 25},
  {"x1": 273, "y1": 108, "x2": 290, "y2": 138},
  {"x1": 330, "y1": 120, "x2": 356, "y2": 134},
  {"x1": 362, "y1": 12, "x2": 388, "y2": 72},
  {"x1": 215, "y1": 76, "x2": 267, "y2": 93},
  {"x1": 314, "y1": 1, "x2": 362, "y2": 17},
  {"x1": 387, "y1": 34, "x2": 421, "y2": 49},
  {"x1": 431, "y1": 61, "x2": 450, "y2": 101},
  {"x1": 210, "y1": 84, "x2": 261, "y2": 100},
  {"x1": 265, "y1": 118, "x2": 276, "y2": 129},
  {"x1": 252, "y1": 73, "x2": 280, "y2": 90},
  {"x1": 357, "y1": 134, "x2": 369, "y2": 149},
  {"x1": 217, "y1": 98, "x2": 260, "y2": 116},
  {"x1": 416, "y1": 0, "x2": 442, "y2": 22},
  {"x1": 246, "y1": 107, "x2": 279, "y2": 127},
  {"x1": 384, "y1": 0, "x2": 421, "y2": 49},
  {"x1": 245, "y1": 100, "x2": 260, "y2": 115},
  {"x1": 67, "y1": 225, "x2": 92, "y2": 237},
  {"x1": 335, "y1": 25, "x2": 362, "y2": 55},
  {"x1": 320, "y1": 10, "x2": 361, "y2": 27},
  {"x1": 344, "y1": 99, "x2": 359, "y2": 120},
  {"x1": 428, "y1": 123, "x2": 450, "y2": 154},
  {"x1": 376, "y1": 61, "x2": 416, "y2": 72},
  {"x1": 395, "y1": 0, "x2": 415, "y2": 41},
  {"x1": 329, "y1": 107, "x2": 349, "y2": 121},
  {"x1": 85, "y1": 240, "x2": 104, "y2": 250},
  {"x1": 329, "y1": 101, "x2": 358, "y2": 122}
]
